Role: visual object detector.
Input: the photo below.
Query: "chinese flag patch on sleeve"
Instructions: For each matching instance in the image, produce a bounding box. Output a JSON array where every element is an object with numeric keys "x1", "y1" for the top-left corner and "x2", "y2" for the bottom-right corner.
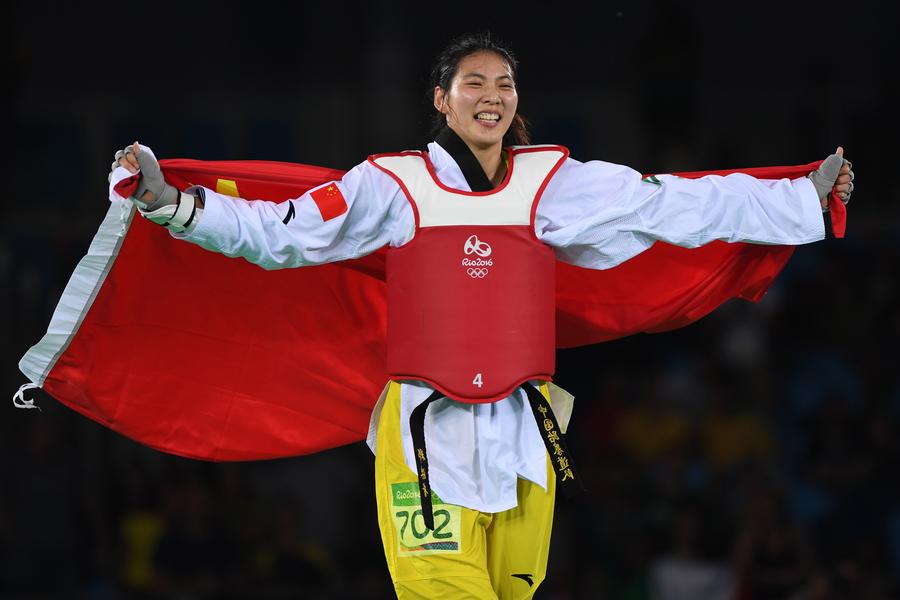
[{"x1": 310, "y1": 183, "x2": 348, "y2": 222}]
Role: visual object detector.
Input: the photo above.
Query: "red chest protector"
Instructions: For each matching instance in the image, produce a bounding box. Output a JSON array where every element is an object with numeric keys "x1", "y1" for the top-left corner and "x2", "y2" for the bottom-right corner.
[{"x1": 368, "y1": 145, "x2": 570, "y2": 403}]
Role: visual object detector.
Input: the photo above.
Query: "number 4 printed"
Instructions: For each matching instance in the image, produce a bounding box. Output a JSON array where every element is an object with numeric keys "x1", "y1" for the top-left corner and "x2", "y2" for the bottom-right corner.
[{"x1": 473, "y1": 373, "x2": 483, "y2": 388}]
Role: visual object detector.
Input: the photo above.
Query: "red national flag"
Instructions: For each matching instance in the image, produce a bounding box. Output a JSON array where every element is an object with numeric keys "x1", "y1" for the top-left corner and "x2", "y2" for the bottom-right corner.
[
  {"x1": 310, "y1": 183, "x2": 348, "y2": 221},
  {"x1": 18, "y1": 157, "x2": 840, "y2": 461}
]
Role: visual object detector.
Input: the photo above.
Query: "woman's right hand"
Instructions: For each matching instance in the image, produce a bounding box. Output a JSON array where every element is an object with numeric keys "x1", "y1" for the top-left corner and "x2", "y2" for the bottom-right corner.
[
  {"x1": 109, "y1": 142, "x2": 179, "y2": 209},
  {"x1": 108, "y1": 142, "x2": 199, "y2": 232}
]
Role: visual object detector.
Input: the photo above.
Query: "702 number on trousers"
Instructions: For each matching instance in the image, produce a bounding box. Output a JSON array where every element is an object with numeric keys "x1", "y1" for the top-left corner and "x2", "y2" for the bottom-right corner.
[{"x1": 393, "y1": 506, "x2": 462, "y2": 556}]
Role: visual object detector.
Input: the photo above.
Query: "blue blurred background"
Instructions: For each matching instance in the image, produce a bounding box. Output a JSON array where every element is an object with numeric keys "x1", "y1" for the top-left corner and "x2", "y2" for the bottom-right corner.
[{"x1": 3, "y1": 0, "x2": 897, "y2": 598}]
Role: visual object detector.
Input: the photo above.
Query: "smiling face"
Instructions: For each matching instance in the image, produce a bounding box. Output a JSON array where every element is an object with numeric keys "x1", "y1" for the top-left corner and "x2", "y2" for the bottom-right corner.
[{"x1": 433, "y1": 50, "x2": 518, "y2": 153}]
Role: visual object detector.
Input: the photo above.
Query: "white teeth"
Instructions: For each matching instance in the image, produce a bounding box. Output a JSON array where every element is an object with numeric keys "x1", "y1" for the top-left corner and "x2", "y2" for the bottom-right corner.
[{"x1": 475, "y1": 113, "x2": 500, "y2": 121}]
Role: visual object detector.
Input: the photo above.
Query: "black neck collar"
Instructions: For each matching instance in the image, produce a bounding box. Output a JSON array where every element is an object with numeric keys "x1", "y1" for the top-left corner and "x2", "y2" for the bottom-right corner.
[{"x1": 434, "y1": 127, "x2": 496, "y2": 192}]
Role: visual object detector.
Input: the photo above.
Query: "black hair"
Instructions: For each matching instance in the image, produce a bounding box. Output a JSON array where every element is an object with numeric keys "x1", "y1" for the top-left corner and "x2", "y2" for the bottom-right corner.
[{"x1": 428, "y1": 32, "x2": 531, "y2": 146}]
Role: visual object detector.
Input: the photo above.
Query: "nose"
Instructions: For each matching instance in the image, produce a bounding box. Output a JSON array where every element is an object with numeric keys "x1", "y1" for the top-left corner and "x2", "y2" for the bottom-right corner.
[
  {"x1": 482, "y1": 88, "x2": 501, "y2": 104},
  {"x1": 479, "y1": 81, "x2": 503, "y2": 103}
]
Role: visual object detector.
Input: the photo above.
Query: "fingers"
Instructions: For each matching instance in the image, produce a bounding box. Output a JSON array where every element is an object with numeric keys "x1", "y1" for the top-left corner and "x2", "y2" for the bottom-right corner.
[
  {"x1": 834, "y1": 182, "x2": 852, "y2": 194},
  {"x1": 837, "y1": 161, "x2": 853, "y2": 198},
  {"x1": 133, "y1": 143, "x2": 161, "y2": 176},
  {"x1": 835, "y1": 158, "x2": 854, "y2": 202},
  {"x1": 833, "y1": 173, "x2": 854, "y2": 203},
  {"x1": 113, "y1": 141, "x2": 142, "y2": 174},
  {"x1": 118, "y1": 157, "x2": 138, "y2": 173},
  {"x1": 124, "y1": 141, "x2": 140, "y2": 170}
]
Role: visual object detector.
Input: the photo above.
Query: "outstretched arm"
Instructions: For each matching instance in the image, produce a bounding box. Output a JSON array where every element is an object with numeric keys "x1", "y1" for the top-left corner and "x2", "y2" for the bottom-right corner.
[
  {"x1": 535, "y1": 150, "x2": 851, "y2": 270},
  {"x1": 109, "y1": 143, "x2": 414, "y2": 270}
]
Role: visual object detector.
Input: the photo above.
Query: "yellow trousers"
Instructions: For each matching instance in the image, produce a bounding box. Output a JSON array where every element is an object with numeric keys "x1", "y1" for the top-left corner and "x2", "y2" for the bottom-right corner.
[{"x1": 375, "y1": 381, "x2": 556, "y2": 599}]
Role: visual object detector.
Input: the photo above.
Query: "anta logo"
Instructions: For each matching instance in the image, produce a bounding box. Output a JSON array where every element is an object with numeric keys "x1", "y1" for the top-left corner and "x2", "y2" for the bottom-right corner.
[
  {"x1": 282, "y1": 201, "x2": 296, "y2": 225},
  {"x1": 461, "y1": 234, "x2": 493, "y2": 278},
  {"x1": 463, "y1": 234, "x2": 492, "y2": 257},
  {"x1": 512, "y1": 573, "x2": 535, "y2": 587}
]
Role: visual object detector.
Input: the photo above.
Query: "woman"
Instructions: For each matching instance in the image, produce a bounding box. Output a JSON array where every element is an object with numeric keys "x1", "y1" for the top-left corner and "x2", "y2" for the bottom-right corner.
[{"x1": 112, "y1": 33, "x2": 853, "y2": 600}]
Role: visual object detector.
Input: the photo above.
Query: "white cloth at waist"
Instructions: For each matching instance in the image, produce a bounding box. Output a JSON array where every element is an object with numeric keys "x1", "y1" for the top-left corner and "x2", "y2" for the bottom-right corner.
[{"x1": 366, "y1": 379, "x2": 574, "y2": 513}]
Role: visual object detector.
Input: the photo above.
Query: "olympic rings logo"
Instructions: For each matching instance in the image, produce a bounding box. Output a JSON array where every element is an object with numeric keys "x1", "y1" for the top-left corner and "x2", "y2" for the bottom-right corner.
[
  {"x1": 467, "y1": 268, "x2": 489, "y2": 278},
  {"x1": 464, "y1": 234, "x2": 492, "y2": 257}
]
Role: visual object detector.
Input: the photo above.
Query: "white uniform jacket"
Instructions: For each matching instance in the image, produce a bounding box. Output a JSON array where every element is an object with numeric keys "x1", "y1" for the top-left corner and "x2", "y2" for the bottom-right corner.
[{"x1": 169, "y1": 142, "x2": 825, "y2": 513}]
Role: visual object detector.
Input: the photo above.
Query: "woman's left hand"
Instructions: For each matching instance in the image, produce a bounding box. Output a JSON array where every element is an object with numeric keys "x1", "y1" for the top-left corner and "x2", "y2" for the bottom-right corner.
[
  {"x1": 832, "y1": 147, "x2": 854, "y2": 205},
  {"x1": 809, "y1": 146, "x2": 854, "y2": 210}
]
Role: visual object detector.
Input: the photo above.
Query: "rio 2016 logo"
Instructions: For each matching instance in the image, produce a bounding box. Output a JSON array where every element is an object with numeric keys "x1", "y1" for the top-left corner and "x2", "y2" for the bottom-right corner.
[
  {"x1": 463, "y1": 234, "x2": 492, "y2": 257},
  {"x1": 462, "y1": 235, "x2": 493, "y2": 278}
]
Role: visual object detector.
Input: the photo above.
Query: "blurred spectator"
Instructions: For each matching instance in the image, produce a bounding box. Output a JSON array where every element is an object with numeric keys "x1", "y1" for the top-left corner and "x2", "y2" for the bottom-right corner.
[
  {"x1": 699, "y1": 381, "x2": 774, "y2": 472},
  {"x1": 649, "y1": 507, "x2": 733, "y2": 600},
  {"x1": 615, "y1": 377, "x2": 692, "y2": 465},
  {"x1": 246, "y1": 492, "x2": 332, "y2": 597},
  {"x1": 733, "y1": 485, "x2": 813, "y2": 599},
  {"x1": 118, "y1": 472, "x2": 165, "y2": 592},
  {"x1": 152, "y1": 476, "x2": 227, "y2": 598},
  {"x1": 0, "y1": 418, "x2": 84, "y2": 595}
]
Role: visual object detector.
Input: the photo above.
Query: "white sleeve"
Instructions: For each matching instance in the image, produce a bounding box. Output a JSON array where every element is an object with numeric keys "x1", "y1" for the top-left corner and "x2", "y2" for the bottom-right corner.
[
  {"x1": 170, "y1": 160, "x2": 414, "y2": 270},
  {"x1": 535, "y1": 157, "x2": 826, "y2": 270}
]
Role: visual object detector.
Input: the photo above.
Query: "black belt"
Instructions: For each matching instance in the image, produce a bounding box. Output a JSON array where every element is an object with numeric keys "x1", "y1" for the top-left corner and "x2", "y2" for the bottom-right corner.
[{"x1": 409, "y1": 382, "x2": 585, "y2": 530}]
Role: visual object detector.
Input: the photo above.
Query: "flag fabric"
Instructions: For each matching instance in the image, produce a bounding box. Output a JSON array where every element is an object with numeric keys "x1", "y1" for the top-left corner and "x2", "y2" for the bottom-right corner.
[{"x1": 18, "y1": 157, "x2": 839, "y2": 461}]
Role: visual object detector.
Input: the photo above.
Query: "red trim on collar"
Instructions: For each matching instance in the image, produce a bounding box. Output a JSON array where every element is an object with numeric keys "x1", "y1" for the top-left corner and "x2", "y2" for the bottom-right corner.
[{"x1": 421, "y1": 146, "x2": 515, "y2": 196}]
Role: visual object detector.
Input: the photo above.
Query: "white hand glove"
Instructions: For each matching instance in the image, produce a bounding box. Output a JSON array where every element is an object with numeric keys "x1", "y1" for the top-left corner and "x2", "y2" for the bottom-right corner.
[
  {"x1": 807, "y1": 146, "x2": 853, "y2": 210},
  {"x1": 108, "y1": 142, "x2": 198, "y2": 232},
  {"x1": 110, "y1": 143, "x2": 178, "y2": 210}
]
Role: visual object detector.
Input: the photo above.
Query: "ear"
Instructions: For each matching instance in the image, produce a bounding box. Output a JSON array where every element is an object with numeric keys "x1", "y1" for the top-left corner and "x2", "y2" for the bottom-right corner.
[{"x1": 433, "y1": 86, "x2": 447, "y2": 114}]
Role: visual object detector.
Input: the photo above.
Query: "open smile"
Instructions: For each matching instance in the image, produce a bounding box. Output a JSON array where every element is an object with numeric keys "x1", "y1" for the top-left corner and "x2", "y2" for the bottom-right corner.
[{"x1": 474, "y1": 112, "x2": 501, "y2": 128}]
